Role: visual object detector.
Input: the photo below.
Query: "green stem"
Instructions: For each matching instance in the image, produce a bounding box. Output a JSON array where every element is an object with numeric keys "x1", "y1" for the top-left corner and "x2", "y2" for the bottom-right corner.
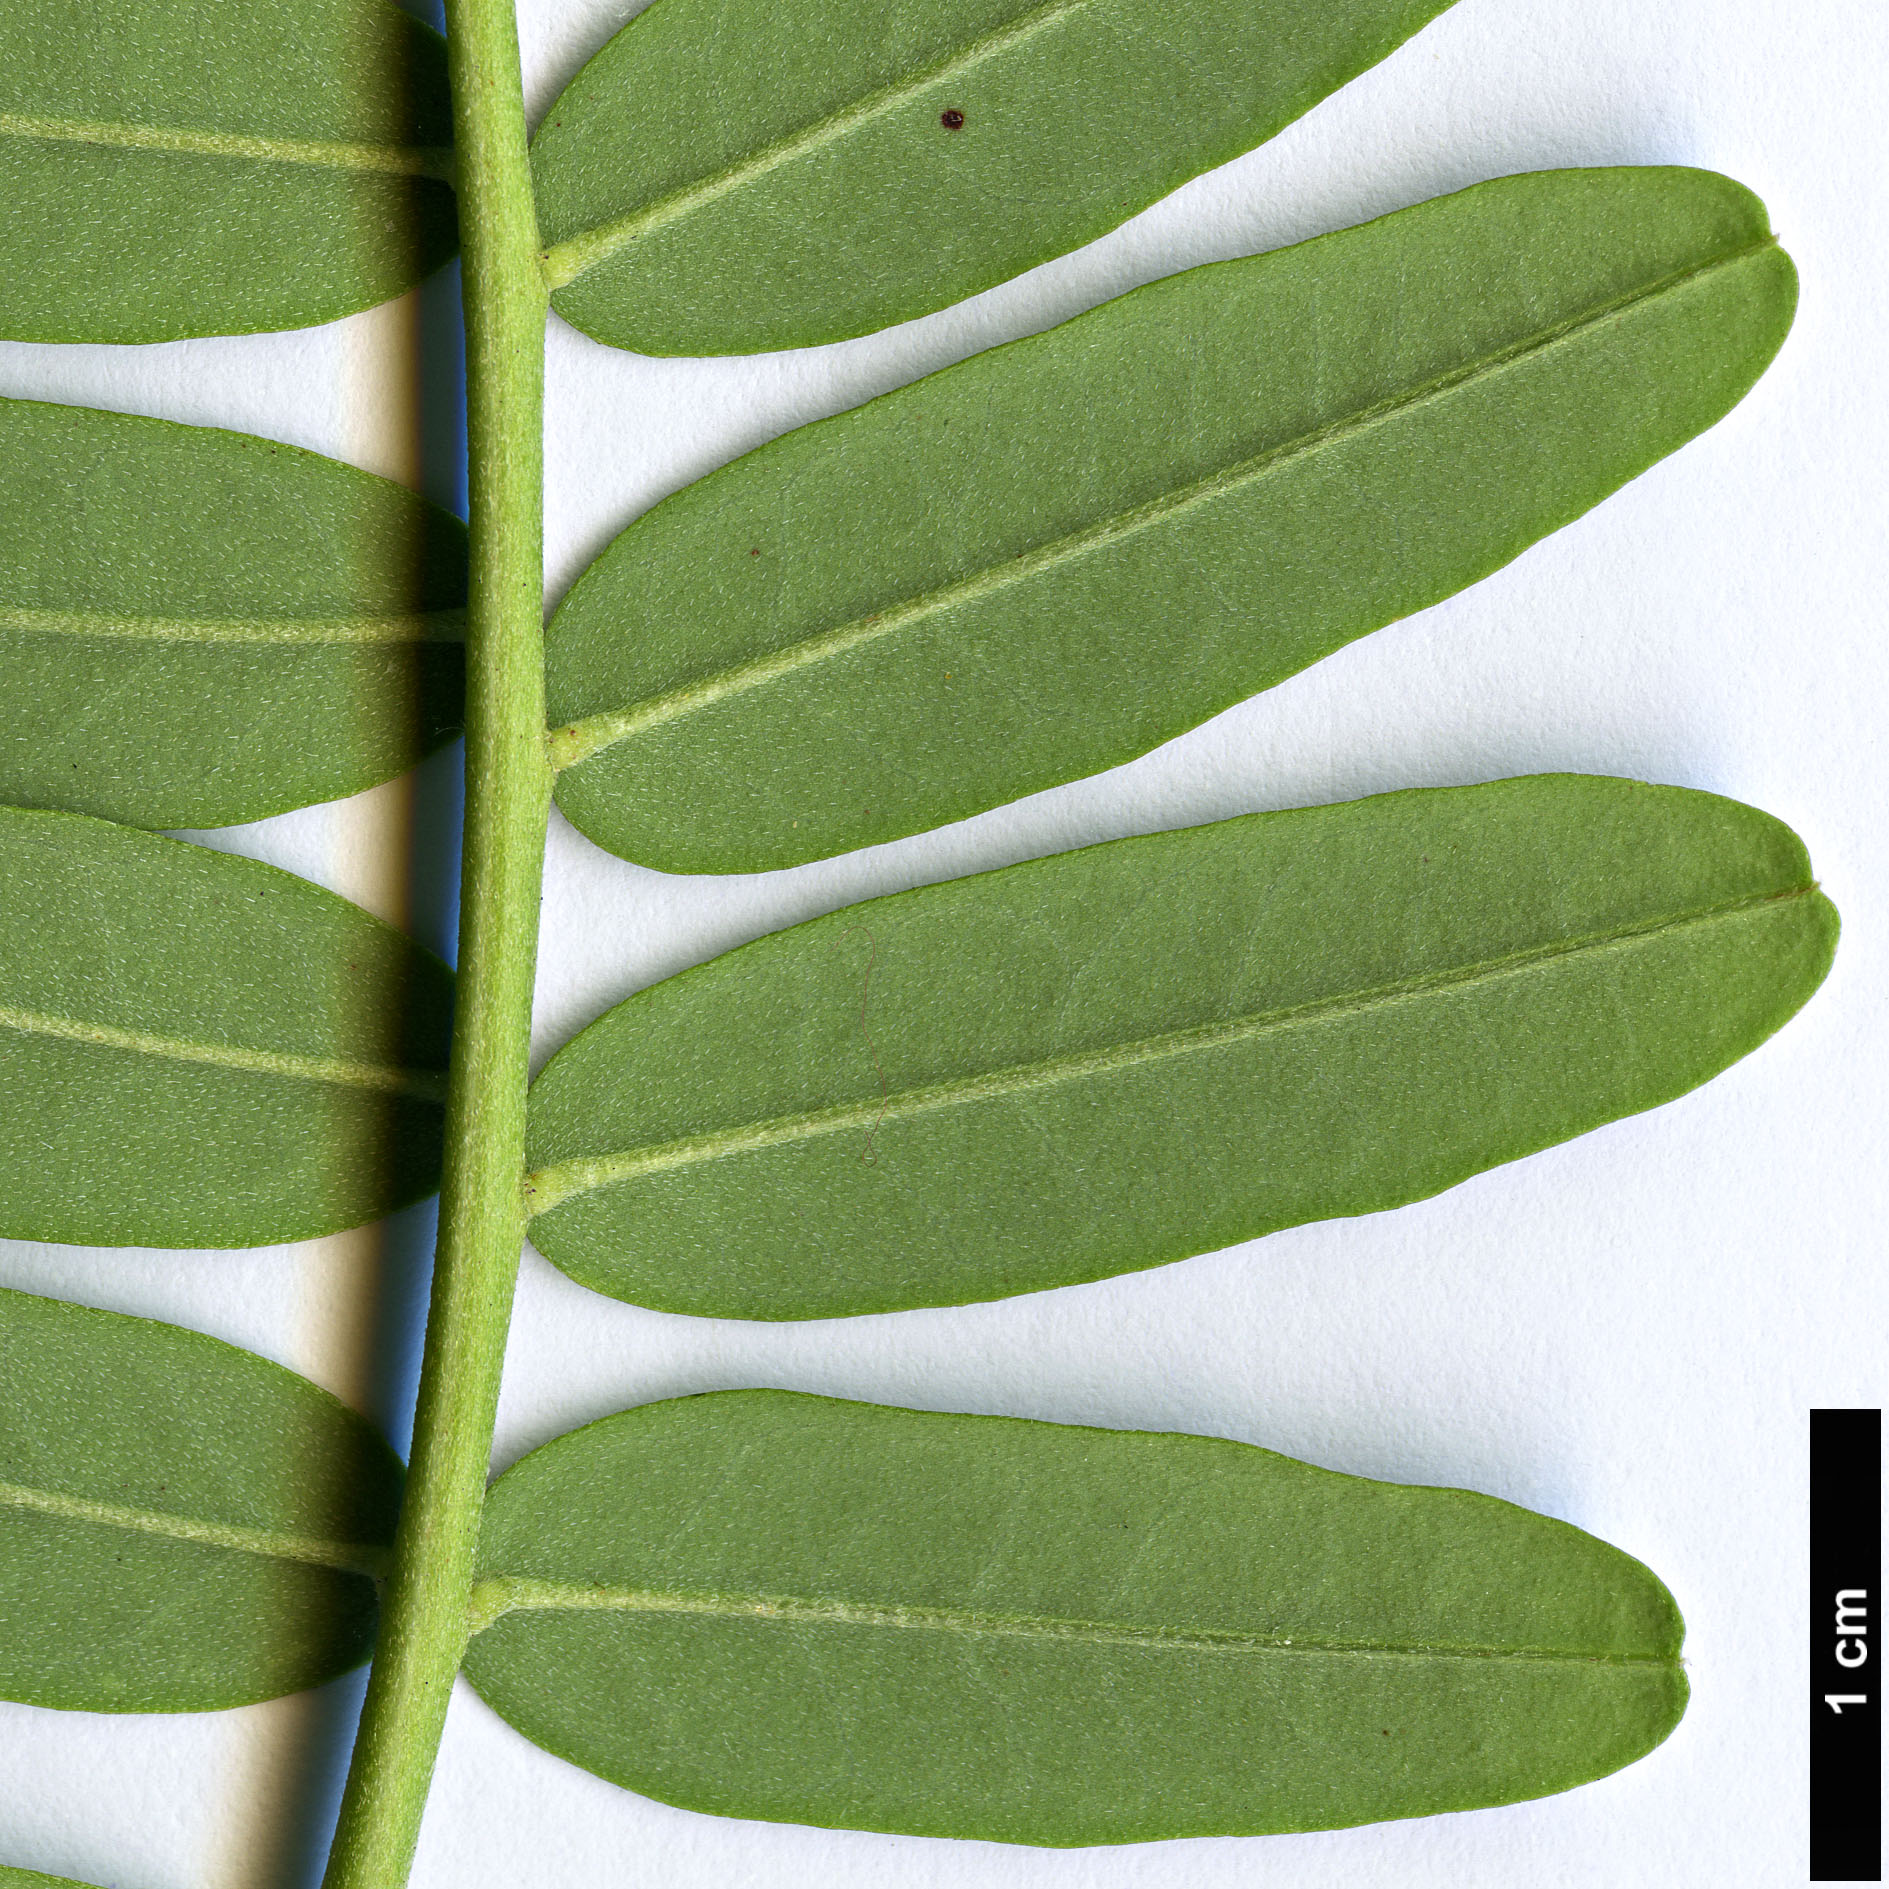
[{"x1": 322, "y1": 2, "x2": 547, "y2": 1884}]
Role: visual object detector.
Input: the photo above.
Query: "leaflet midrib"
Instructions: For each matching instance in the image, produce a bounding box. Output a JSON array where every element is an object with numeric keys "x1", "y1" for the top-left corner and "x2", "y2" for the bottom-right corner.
[
  {"x1": 468, "y1": 1573, "x2": 1675, "y2": 1666},
  {"x1": 0, "y1": 1003, "x2": 449, "y2": 1103},
  {"x1": 0, "y1": 1477, "x2": 389, "y2": 1579},
  {"x1": 0, "y1": 604, "x2": 467, "y2": 647},
  {"x1": 524, "y1": 884, "x2": 1804, "y2": 1214},
  {"x1": 0, "y1": 110, "x2": 452, "y2": 180}
]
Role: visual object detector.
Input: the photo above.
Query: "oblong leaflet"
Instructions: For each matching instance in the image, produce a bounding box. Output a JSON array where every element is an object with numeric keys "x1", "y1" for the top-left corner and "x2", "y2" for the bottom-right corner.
[
  {"x1": 0, "y1": 807, "x2": 454, "y2": 1247},
  {"x1": 0, "y1": 1287, "x2": 402, "y2": 1712},
  {"x1": 532, "y1": 0, "x2": 1459, "y2": 352},
  {"x1": 0, "y1": 0, "x2": 457, "y2": 341},
  {"x1": 545, "y1": 168, "x2": 1796, "y2": 872},
  {"x1": 0, "y1": 396, "x2": 465, "y2": 830},
  {"x1": 464, "y1": 1390, "x2": 1686, "y2": 1842},
  {"x1": 523, "y1": 776, "x2": 1836, "y2": 1318}
]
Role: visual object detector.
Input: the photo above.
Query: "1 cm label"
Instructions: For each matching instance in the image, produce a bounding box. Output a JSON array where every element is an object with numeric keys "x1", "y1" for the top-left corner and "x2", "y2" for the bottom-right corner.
[{"x1": 1827, "y1": 1588, "x2": 1869, "y2": 1715}]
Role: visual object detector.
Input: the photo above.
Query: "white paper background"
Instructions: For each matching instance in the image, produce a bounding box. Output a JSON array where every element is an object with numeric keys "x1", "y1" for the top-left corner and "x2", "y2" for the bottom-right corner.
[{"x1": 1, "y1": 0, "x2": 1883, "y2": 1882}]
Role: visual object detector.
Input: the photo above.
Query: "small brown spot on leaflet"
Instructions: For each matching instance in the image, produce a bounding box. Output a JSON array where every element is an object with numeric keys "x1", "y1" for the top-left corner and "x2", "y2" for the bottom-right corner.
[{"x1": 940, "y1": 108, "x2": 965, "y2": 130}]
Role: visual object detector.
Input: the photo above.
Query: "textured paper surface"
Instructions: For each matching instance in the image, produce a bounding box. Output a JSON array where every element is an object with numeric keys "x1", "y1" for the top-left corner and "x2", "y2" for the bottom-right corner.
[{"x1": 0, "y1": 0, "x2": 1883, "y2": 1882}]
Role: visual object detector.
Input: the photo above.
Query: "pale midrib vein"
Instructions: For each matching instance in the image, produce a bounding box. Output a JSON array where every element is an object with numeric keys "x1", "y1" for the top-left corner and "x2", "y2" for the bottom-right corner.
[
  {"x1": 466, "y1": 1574, "x2": 1673, "y2": 1667},
  {"x1": 0, "y1": 1004, "x2": 449, "y2": 1104},
  {"x1": 539, "y1": 0, "x2": 1089, "y2": 289},
  {"x1": 0, "y1": 1478, "x2": 390, "y2": 1579},
  {"x1": 0, "y1": 111, "x2": 454, "y2": 181},
  {"x1": 0, "y1": 605, "x2": 467, "y2": 648},
  {"x1": 546, "y1": 239, "x2": 1775, "y2": 772},
  {"x1": 523, "y1": 884, "x2": 1806, "y2": 1215}
]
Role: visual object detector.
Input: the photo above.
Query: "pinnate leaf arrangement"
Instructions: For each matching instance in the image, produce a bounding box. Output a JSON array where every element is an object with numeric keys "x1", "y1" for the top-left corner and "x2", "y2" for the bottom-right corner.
[{"x1": 0, "y1": 0, "x2": 1832, "y2": 1884}]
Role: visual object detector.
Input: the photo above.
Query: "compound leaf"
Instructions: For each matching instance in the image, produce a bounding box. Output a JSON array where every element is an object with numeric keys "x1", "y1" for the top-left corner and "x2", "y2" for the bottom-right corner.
[
  {"x1": 533, "y1": 0, "x2": 1460, "y2": 354},
  {"x1": 0, "y1": 1870, "x2": 110, "y2": 1888},
  {"x1": 545, "y1": 169, "x2": 1795, "y2": 873},
  {"x1": 0, "y1": 397, "x2": 465, "y2": 830},
  {"x1": 0, "y1": 0, "x2": 456, "y2": 342},
  {"x1": 464, "y1": 1390, "x2": 1687, "y2": 1842},
  {"x1": 0, "y1": 807, "x2": 453, "y2": 1248},
  {"x1": 524, "y1": 776, "x2": 1836, "y2": 1319},
  {"x1": 0, "y1": 1286, "x2": 402, "y2": 1713}
]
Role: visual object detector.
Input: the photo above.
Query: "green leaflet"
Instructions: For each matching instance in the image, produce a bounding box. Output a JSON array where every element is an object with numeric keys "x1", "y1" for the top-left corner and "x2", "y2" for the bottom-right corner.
[
  {"x1": 545, "y1": 168, "x2": 1797, "y2": 874},
  {"x1": 0, "y1": 808, "x2": 453, "y2": 1248},
  {"x1": 0, "y1": 397, "x2": 465, "y2": 831},
  {"x1": 523, "y1": 776, "x2": 1836, "y2": 1319},
  {"x1": 0, "y1": 0, "x2": 455, "y2": 343},
  {"x1": 0, "y1": 1869, "x2": 108, "y2": 1889},
  {"x1": 0, "y1": 1286, "x2": 402, "y2": 1713},
  {"x1": 464, "y1": 1391, "x2": 1687, "y2": 1843},
  {"x1": 531, "y1": 0, "x2": 1459, "y2": 353}
]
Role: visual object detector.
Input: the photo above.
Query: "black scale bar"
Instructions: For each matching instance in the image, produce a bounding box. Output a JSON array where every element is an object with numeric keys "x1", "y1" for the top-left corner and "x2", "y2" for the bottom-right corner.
[{"x1": 1812, "y1": 1409, "x2": 1882, "y2": 1882}]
